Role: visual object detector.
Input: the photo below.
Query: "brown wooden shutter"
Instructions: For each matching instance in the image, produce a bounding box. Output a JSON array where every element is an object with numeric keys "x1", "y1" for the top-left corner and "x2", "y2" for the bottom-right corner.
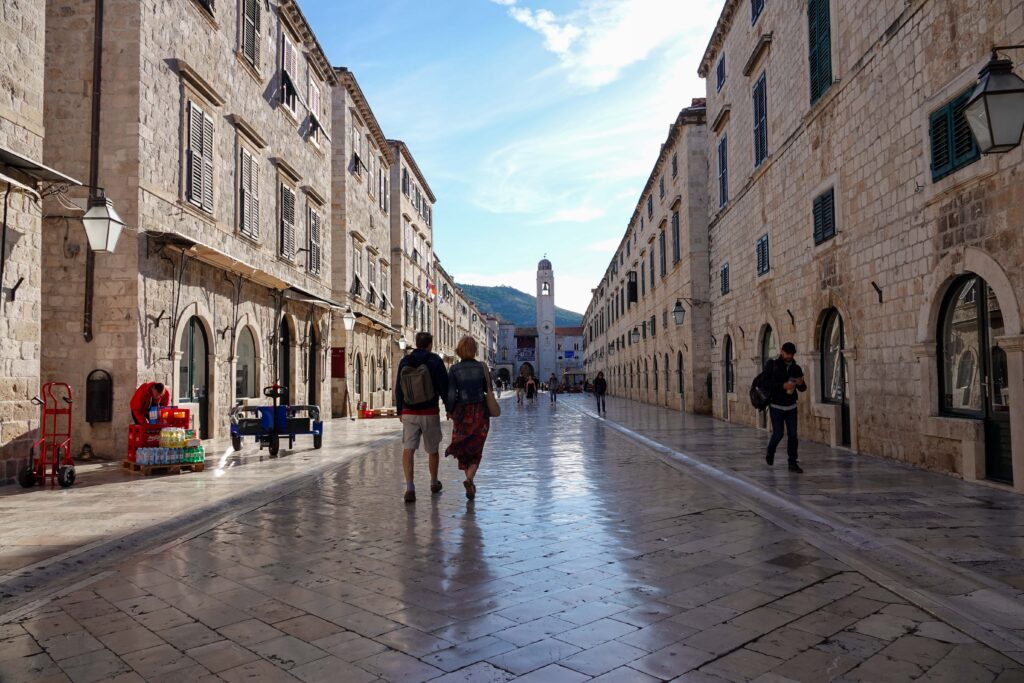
[
  {"x1": 239, "y1": 150, "x2": 260, "y2": 239},
  {"x1": 187, "y1": 102, "x2": 204, "y2": 207},
  {"x1": 201, "y1": 113, "x2": 214, "y2": 213},
  {"x1": 242, "y1": 0, "x2": 259, "y2": 66},
  {"x1": 308, "y1": 207, "x2": 322, "y2": 275},
  {"x1": 280, "y1": 185, "x2": 295, "y2": 259}
]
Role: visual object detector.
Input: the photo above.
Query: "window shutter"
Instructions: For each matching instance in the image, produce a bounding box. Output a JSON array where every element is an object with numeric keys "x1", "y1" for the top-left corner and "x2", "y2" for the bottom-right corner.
[
  {"x1": 929, "y1": 107, "x2": 952, "y2": 179},
  {"x1": 807, "y1": 0, "x2": 820, "y2": 102},
  {"x1": 242, "y1": 0, "x2": 259, "y2": 66},
  {"x1": 308, "y1": 207, "x2": 322, "y2": 275},
  {"x1": 951, "y1": 93, "x2": 978, "y2": 165},
  {"x1": 280, "y1": 185, "x2": 295, "y2": 259},
  {"x1": 813, "y1": 193, "x2": 824, "y2": 243},
  {"x1": 822, "y1": 189, "x2": 835, "y2": 241},
  {"x1": 753, "y1": 74, "x2": 768, "y2": 166},
  {"x1": 239, "y1": 149, "x2": 250, "y2": 236},
  {"x1": 756, "y1": 237, "x2": 764, "y2": 275},
  {"x1": 187, "y1": 102, "x2": 204, "y2": 207},
  {"x1": 816, "y1": 0, "x2": 832, "y2": 99},
  {"x1": 671, "y1": 211, "x2": 680, "y2": 263},
  {"x1": 718, "y1": 136, "x2": 728, "y2": 207},
  {"x1": 249, "y1": 156, "x2": 260, "y2": 238},
  {"x1": 201, "y1": 112, "x2": 215, "y2": 213}
]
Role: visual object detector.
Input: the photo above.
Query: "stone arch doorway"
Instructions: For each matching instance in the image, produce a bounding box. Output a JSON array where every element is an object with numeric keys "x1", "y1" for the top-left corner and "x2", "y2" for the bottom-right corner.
[
  {"x1": 307, "y1": 325, "x2": 320, "y2": 407},
  {"x1": 519, "y1": 362, "x2": 534, "y2": 378},
  {"x1": 759, "y1": 325, "x2": 778, "y2": 429},
  {"x1": 498, "y1": 368, "x2": 512, "y2": 385},
  {"x1": 939, "y1": 275, "x2": 1013, "y2": 483},
  {"x1": 676, "y1": 351, "x2": 684, "y2": 411},
  {"x1": 819, "y1": 308, "x2": 850, "y2": 447},
  {"x1": 278, "y1": 317, "x2": 293, "y2": 405},
  {"x1": 178, "y1": 315, "x2": 210, "y2": 439}
]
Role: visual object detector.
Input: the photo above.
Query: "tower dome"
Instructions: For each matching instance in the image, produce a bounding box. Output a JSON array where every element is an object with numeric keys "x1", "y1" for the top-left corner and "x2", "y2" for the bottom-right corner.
[{"x1": 538, "y1": 258, "x2": 552, "y2": 270}]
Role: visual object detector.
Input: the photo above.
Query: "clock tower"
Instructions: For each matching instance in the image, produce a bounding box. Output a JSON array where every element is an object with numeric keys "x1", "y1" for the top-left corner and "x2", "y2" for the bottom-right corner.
[{"x1": 536, "y1": 258, "x2": 557, "y2": 381}]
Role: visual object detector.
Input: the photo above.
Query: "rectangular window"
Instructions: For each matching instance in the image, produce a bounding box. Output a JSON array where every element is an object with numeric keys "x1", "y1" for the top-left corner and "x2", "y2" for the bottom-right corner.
[
  {"x1": 649, "y1": 250, "x2": 655, "y2": 288},
  {"x1": 658, "y1": 230, "x2": 667, "y2": 277},
  {"x1": 718, "y1": 135, "x2": 728, "y2": 208},
  {"x1": 671, "y1": 211, "x2": 681, "y2": 264},
  {"x1": 929, "y1": 90, "x2": 980, "y2": 182},
  {"x1": 650, "y1": 315, "x2": 656, "y2": 337},
  {"x1": 812, "y1": 188, "x2": 836, "y2": 245},
  {"x1": 186, "y1": 101, "x2": 214, "y2": 213},
  {"x1": 753, "y1": 72, "x2": 768, "y2": 167},
  {"x1": 808, "y1": 0, "x2": 832, "y2": 103},
  {"x1": 720, "y1": 263, "x2": 730, "y2": 294},
  {"x1": 307, "y1": 78, "x2": 322, "y2": 144},
  {"x1": 626, "y1": 240, "x2": 631, "y2": 257},
  {"x1": 647, "y1": 195, "x2": 654, "y2": 219},
  {"x1": 280, "y1": 34, "x2": 299, "y2": 112},
  {"x1": 752, "y1": 0, "x2": 765, "y2": 23},
  {"x1": 279, "y1": 184, "x2": 296, "y2": 260},
  {"x1": 307, "y1": 205, "x2": 322, "y2": 276},
  {"x1": 659, "y1": 176, "x2": 665, "y2": 199},
  {"x1": 640, "y1": 261, "x2": 646, "y2": 296},
  {"x1": 716, "y1": 55, "x2": 726, "y2": 91},
  {"x1": 241, "y1": 0, "x2": 260, "y2": 67},
  {"x1": 756, "y1": 234, "x2": 770, "y2": 275},
  {"x1": 671, "y1": 153, "x2": 678, "y2": 178},
  {"x1": 238, "y1": 148, "x2": 259, "y2": 239}
]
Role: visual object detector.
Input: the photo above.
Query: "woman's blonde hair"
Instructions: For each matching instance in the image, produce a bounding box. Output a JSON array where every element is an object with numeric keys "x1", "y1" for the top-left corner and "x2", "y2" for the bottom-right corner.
[{"x1": 456, "y1": 336, "x2": 478, "y2": 360}]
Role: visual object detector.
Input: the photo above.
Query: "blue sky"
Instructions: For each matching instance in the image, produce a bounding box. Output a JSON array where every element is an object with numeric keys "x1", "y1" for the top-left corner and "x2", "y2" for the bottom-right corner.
[{"x1": 303, "y1": 0, "x2": 723, "y2": 314}]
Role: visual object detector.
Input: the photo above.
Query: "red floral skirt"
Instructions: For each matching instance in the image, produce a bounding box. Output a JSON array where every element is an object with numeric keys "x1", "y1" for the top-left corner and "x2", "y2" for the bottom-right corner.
[{"x1": 445, "y1": 402, "x2": 490, "y2": 470}]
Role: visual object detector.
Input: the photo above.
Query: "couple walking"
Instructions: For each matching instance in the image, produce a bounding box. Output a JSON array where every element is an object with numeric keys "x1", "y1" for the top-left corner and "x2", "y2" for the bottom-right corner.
[{"x1": 395, "y1": 332, "x2": 499, "y2": 502}]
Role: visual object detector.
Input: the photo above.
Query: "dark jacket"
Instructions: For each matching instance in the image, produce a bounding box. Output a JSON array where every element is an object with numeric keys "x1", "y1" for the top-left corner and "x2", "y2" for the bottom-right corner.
[
  {"x1": 593, "y1": 377, "x2": 608, "y2": 395},
  {"x1": 395, "y1": 348, "x2": 448, "y2": 414},
  {"x1": 446, "y1": 359, "x2": 487, "y2": 412},
  {"x1": 764, "y1": 357, "x2": 806, "y2": 408}
]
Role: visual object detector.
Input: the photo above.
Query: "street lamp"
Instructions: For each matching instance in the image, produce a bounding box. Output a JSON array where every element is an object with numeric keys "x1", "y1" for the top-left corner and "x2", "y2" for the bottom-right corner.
[
  {"x1": 965, "y1": 50, "x2": 1024, "y2": 154},
  {"x1": 672, "y1": 300, "x2": 686, "y2": 326},
  {"x1": 342, "y1": 309, "x2": 356, "y2": 420},
  {"x1": 81, "y1": 192, "x2": 124, "y2": 253},
  {"x1": 398, "y1": 337, "x2": 408, "y2": 352},
  {"x1": 631, "y1": 327, "x2": 641, "y2": 344}
]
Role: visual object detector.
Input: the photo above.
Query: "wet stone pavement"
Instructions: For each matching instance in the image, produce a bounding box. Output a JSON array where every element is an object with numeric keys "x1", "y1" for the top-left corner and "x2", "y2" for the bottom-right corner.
[{"x1": 2, "y1": 396, "x2": 1023, "y2": 682}]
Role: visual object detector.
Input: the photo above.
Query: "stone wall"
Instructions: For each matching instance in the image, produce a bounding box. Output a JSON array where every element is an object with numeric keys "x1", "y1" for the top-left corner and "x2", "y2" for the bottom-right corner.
[
  {"x1": 0, "y1": 0, "x2": 47, "y2": 483},
  {"x1": 701, "y1": 0, "x2": 1024, "y2": 485}
]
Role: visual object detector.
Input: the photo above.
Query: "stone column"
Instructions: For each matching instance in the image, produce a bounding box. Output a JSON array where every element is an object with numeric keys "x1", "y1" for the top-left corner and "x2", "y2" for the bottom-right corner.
[{"x1": 996, "y1": 335, "x2": 1024, "y2": 493}]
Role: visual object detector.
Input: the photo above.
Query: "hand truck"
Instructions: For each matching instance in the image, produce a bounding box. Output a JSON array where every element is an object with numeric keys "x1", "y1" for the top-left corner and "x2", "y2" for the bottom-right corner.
[{"x1": 19, "y1": 382, "x2": 76, "y2": 488}]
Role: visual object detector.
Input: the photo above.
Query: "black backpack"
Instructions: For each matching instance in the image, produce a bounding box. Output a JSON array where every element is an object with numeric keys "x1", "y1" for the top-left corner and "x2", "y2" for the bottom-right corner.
[{"x1": 749, "y1": 360, "x2": 773, "y2": 411}]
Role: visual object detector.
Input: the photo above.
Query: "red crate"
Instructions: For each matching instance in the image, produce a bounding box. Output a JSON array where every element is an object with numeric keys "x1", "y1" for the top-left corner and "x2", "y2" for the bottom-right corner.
[
  {"x1": 159, "y1": 407, "x2": 191, "y2": 428},
  {"x1": 127, "y1": 424, "x2": 162, "y2": 462}
]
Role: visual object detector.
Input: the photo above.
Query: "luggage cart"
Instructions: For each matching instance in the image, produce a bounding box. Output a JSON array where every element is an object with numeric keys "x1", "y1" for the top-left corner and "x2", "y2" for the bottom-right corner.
[
  {"x1": 229, "y1": 385, "x2": 323, "y2": 457},
  {"x1": 19, "y1": 382, "x2": 75, "y2": 488}
]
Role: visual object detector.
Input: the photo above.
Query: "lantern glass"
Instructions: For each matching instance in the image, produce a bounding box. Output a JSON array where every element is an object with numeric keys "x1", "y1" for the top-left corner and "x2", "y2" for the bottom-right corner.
[
  {"x1": 342, "y1": 310, "x2": 356, "y2": 332},
  {"x1": 81, "y1": 196, "x2": 124, "y2": 253},
  {"x1": 631, "y1": 328, "x2": 641, "y2": 344},
  {"x1": 965, "y1": 57, "x2": 1024, "y2": 154},
  {"x1": 672, "y1": 300, "x2": 686, "y2": 326}
]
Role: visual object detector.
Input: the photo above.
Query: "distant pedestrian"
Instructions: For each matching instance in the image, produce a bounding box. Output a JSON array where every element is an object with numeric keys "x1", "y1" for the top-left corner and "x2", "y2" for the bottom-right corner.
[
  {"x1": 593, "y1": 371, "x2": 607, "y2": 414},
  {"x1": 494, "y1": 377, "x2": 503, "y2": 398},
  {"x1": 445, "y1": 337, "x2": 493, "y2": 500},
  {"x1": 548, "y1": 373, "x2": 558, "y2": 403},
  {"x1": 396, "y1": 332, "x2": 449, "y2": 502},
  {"x1": 764, "y1": 342, "x2": 807, "y2": 473},
  {"x1": 513, "y1": 375, "x2": 526, "y2": 404},
  {"x1": 525, "y1": 376, "x2": 537, "y2": 404}
]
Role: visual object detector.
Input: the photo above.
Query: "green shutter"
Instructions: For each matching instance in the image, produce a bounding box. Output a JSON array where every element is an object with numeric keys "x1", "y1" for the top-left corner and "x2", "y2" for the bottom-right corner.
[
  {"x1": 929, "y1": 106, "x2": 952, "y2": 180},
  {"x1": 816, "y1": 0, "x2": 832, "y2": 99}
]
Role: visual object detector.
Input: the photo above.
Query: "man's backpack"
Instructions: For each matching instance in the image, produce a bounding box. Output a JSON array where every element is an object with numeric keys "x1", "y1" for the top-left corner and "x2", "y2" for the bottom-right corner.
[
  {"x1": 749, "y1": 361, "x2": 773, "y2": 411},
  {"x1": 399, "y1": 362, "x2": 436, "y2": 405}
]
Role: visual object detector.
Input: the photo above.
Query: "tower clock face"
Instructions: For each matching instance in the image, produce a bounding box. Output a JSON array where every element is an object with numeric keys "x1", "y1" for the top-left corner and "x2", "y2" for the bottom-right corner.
[{"x1": 541, "y1": 322, "x2": 553, "y2": 334}]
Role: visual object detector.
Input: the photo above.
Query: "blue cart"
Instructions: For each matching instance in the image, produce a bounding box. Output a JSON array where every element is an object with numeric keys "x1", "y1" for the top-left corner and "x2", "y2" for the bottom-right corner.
[{"x1": 229, "y1": 385, "x2": 323, "y2": 457}]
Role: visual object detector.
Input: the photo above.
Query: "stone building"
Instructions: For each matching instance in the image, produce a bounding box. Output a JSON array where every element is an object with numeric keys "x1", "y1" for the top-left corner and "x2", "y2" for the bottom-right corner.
[
  {"x1": 696, "y1": 0, "x2": 1024, "y2": 490},
  {"x1": 434, "y1": 260, "x2": 459, "y2": 365},
  {"x1": 329, "y1": 68, "x2": 395, "y2": 416},
  {"x1": 582, "y1": 102, "x2": 712, "y2": 413},
  {"x1": 42, "y1": 0, "x2": 334, "y2": 456},
  {"x1": 0, "y1": 1, "x2": 81, "y2": 483},
  {"x1": 388, "y1": 140, "x2": 437, "y2": 369}
]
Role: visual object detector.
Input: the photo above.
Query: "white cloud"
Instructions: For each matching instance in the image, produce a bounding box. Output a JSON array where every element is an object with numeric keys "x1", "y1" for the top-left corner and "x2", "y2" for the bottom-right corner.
[
  {"x1": 541, "y1": 206, "x2": 606, "y2": 224},
  {"x1": 585, "y1": 237, "x2": 621, "y2": 253},
  {"x1": 508, "y1": 8, "x2": 582, "y2": 57},
  {"x1": 490, "y1": 0, "x2": 517, "y2": 5}
]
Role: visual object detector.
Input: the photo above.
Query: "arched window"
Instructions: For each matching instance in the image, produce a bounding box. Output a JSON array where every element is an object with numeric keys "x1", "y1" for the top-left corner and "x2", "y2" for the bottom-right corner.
[
  {"x1": 939, "y1": 277, "x2": 986, "y2": 413},
  {"x1": 355, "y1": 353, "x2": 363, "y2": 395},
  {"x1": 278, "y1": 317, "x2": 292, "y2": 403},
  {"x1": 382, "y1": 358, "x2": 389, "y2": 393},
  {"x1": 236, "y1": 327, "x2": 257, "y2": 400},
  {"x1": 665, "y1": 353, "x2": 670, "y2": 390},
  {"x1": 653, "y1": 356, "x2": 659, "y2": 392},
  {"x1": 820, "y1": 309, "x2": 845, "y2": 403},
  {"x1": 724, "y1": 336, "x2": 734, "y2": 394},
  {"x1": 179, "y1": 316, "x2": 208, "y2": 401},
  {"x1": 644, "y1": 359, "x2": 649, "y2": 389},
  {"x1": 677, "y1": 351, "x2": 684, "y2": 394},
  {"x1": 761, "y1": 325, "x2": 777, "y2": 369},
  {"x1": 369, "y1": 356, "x2": 377, "y2": 392}
]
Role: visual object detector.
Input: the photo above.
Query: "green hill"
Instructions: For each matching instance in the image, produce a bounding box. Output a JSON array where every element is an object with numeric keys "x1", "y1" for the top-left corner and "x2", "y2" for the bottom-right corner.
[{"x1": 457, "y1": 284, "x2": 583, "y2": 327}]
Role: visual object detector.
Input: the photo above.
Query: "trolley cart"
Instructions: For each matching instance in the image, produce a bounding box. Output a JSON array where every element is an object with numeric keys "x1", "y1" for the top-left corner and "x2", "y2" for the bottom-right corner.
[
  {"x1": 19, "y1": 382, "x2": 75, "y2": 488},
  {"x1": 229, "y1": 385, "x2": 323, "y2": 457}
]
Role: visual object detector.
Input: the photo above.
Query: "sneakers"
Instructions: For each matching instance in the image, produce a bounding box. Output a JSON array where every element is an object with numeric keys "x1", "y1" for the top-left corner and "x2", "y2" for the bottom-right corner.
[
  {"x1": 404, "y1": 489, "x2": 416, "y2": 503},
  {"x1": 430, "y1": 481, "x2": 443, "y2": 494},
  {"x1": 765, "y1": 452, "x2": 775, "y2": 466},
  {"x1": 788, "y1": 463, "x2": 804, "y2": 473}
]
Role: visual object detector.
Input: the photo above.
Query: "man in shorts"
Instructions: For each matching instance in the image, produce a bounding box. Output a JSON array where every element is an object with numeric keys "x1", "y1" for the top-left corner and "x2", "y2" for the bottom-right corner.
[{"x1": 395, "y1": 332, "x2": 449, "y2": 502}]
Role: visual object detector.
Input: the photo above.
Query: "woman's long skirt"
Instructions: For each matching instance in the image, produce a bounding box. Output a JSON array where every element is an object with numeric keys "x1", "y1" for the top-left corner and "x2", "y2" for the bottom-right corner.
[{"x1": 445, "y1": 402, "x2": 490, "y2": 470}]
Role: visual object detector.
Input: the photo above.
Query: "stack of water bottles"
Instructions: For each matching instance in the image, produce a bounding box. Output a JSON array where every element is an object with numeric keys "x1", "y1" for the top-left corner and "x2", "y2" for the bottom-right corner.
[{"x1": 135, "y1": 427, "x2": 205, "y2": 466}]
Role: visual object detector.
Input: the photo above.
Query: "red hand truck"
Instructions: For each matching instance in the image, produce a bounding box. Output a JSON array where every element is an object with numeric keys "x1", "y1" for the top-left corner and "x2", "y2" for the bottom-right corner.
[{"x1": 18, "y1": 382, "x2": 76, "y2": 488}]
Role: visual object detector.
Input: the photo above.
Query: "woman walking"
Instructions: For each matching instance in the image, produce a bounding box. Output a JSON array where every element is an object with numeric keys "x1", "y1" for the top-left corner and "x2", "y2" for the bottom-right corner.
[
  {"x1": 445, "y1": 337, "x2": 493, "y2": 500},
  {"x1": 525, "y1": 375, "x2": 538, "y2": 404}
]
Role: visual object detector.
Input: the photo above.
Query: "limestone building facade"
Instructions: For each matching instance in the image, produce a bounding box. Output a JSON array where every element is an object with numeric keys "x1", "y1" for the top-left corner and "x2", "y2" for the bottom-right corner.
[
  {"x1": 582, "y1": 102, "x2": 712, "y2": 413},
  {"x1": 329, "y1": 68, "x2": 395, "y2": 416},
  {"x1": 698, "y1": 0, "x2": 1024, "y2": 490},
  {"x1": 0, "y1": 1, "x2": 80, "y2": 483},
  {"x1": 41, "y1": 0, "x2": 334, "y2": 456}
]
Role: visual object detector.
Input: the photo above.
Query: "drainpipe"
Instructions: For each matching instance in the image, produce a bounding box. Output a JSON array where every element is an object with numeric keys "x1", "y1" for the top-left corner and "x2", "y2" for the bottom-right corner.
[{"x1": 84, "y1": 0, "x2": 105, "y2": 342}]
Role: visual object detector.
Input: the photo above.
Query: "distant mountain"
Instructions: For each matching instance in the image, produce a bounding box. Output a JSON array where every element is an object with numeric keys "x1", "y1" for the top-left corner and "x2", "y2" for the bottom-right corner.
[{"x1": 457, "y1": 284, "x2": 583, "y2": 328}]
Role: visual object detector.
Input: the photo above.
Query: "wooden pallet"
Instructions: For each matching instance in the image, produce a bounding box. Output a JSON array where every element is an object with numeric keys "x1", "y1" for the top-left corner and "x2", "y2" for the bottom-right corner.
[{"x1": 122, "y1": 460, "x2": 205, "y2": 476}]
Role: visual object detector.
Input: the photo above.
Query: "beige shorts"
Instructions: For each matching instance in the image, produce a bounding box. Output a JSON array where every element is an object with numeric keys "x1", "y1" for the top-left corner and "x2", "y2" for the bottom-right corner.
[{"x1": 402, "y1": 414, "x2": 442, "y2": 454}]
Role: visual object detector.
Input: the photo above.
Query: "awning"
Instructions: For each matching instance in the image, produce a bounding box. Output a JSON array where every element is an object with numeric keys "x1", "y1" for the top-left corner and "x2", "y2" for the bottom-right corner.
[
  {"x1": 354, "y1": 310, "x2": 397, "y2": 333},
  {"x1": 283, "y1": 286, "x2": 345, "y2": 310},
  {"x1": 0, "y1": 146, "x2": 81, "y2": 185}
]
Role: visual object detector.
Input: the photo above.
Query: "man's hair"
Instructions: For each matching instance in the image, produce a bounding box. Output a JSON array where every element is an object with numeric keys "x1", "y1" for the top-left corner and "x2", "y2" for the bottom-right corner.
[
  {"x1": 415, "y1": 332, "x2": 433, "y2": 350},
  {"x1": 455, "y1": 336, "x2": 477, "y2": 360},
  {"x1": 781, "y1": 342, "x2": 797, "y2": 354},
  {"x1": 152, "y1": 383, "x2": 165, "y2": 394}
]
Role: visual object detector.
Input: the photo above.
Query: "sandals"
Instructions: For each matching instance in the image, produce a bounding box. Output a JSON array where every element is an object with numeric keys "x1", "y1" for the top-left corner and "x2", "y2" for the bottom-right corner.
[{"x1": 464, "y1": 480, "x2": 476, "y2": 500}]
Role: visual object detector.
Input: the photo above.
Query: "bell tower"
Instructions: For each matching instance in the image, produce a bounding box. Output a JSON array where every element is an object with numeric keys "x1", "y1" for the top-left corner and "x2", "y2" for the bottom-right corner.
[{"x1": 536, "y1": 258, "x2": 556, "y2": 380}]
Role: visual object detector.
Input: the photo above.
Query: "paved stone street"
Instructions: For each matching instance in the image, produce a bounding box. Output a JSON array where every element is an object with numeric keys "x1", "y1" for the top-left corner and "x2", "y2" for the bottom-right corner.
[{"x1": 3, "y1": 396, "x2": 1024, "y2": 682}]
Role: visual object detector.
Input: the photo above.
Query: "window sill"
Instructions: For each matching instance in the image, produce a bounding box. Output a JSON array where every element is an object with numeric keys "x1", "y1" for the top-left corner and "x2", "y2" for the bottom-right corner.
[
  {"x1": 279, "y1": 103, "x2": 299, "y2": 126},
  {"x1": 189, "y1": 0, "x2": 220, "y2": 30},
  {"x1": 178, "y1": 199, "x2": 215, "y2": 224},
  {"x1": 235, "y1": 51, "x2": 262, "y2": 85}
]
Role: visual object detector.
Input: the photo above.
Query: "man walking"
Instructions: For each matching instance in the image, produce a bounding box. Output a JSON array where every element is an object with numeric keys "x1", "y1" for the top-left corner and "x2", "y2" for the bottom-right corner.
[
  {"x1": 764, "y1": 342, "x2": 807, "y2": 473},
  {"x1": 514, "y1": 375, "x2": 525, "y2": 404},
  {"x1": 548, "y1": 373, "x2": 559, "y2": 403},
  {"x1": 593, "y1": 371, "x2": 607, "y2": 415},
  {"x1": 396, "y1": 332, "x2": 449, "y2": 502}
]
